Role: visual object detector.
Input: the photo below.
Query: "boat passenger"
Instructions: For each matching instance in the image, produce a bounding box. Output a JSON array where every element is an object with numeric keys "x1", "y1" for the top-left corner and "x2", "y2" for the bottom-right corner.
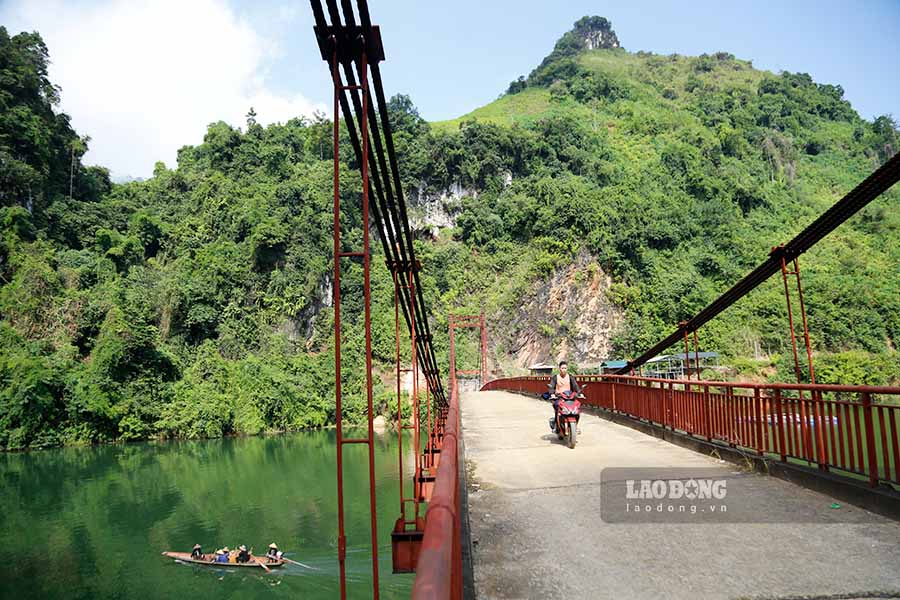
[
  {"x1": 215, "y1": 549, "x2": 229, "y2": 563},
  {"x1": 266, "y1": 543, "x2": 279, "y2": 561},
  {"x1": 237, "y1": 545, "x2": 251, "y2": 563},
  {"x1": 191, "y1": 544, "x2": 202, "y2": 559}
]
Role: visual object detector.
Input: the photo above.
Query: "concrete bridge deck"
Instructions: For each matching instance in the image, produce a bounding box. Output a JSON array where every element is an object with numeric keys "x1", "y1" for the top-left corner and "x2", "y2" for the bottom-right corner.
[{"x1": 462, "y1": 390, "x2": 900, "y2": 600}]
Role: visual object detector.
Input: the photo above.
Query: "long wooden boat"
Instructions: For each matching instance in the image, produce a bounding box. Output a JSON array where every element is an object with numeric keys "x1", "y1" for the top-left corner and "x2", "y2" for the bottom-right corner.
[{"x1": 161, "y1": 551, "x2": 285, "y2": 568}]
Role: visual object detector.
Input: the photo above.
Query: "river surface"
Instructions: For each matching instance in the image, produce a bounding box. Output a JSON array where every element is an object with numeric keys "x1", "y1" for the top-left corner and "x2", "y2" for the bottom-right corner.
[{"x1": 0, "y1": 430, "x2": 417, "y2": 599}]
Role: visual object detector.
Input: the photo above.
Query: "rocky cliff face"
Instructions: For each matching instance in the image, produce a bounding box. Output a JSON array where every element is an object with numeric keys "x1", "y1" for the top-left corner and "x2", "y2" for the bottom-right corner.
[
  {"x1": 278, "y1": 274, "x2": 333, "y2": 347},
  {"x1": 573, "y1": 16, "x2": 620, "y2": 50},
  {"x1": 494, "y1": 252, "x2": 623, "y2": 372},
  {"x1": 407, "y1": 181, "x2": 477, "y2": 237}
]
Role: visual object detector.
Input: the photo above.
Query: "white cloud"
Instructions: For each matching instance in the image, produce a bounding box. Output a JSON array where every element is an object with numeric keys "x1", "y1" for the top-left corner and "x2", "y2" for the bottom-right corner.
[{"x1": 1, "y1": 0, "x2": 326, "y2": 178}]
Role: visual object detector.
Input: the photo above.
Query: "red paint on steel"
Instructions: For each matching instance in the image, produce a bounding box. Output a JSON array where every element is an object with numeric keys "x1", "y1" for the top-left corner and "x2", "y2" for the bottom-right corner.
[
  {"x1": 837, "y1": 402, "x2": 849, "y2": 471},
  {"x1": 890, "y1": 409, "x2": 900, "y2": 483},
  {"x1": 618, "y1": 153, "x2": 900, "y2": 377},
  {"x1": 826, "y1": 399, "x2": 837, "y2": 466},
  {"x1": 878, "y1": 405, "x2": 890, "y2": 483},
  {"x1": 410, "y1": 270, "x2": 421, "y2": 511},
  {"x1": 798, "y1": 395, "x2": 811, "y2": 462},
  {"x1": 853, "y1": 404, "x2": 865, "y2": 474},
  {"x1": 482, "y1": 375, "x2": 900, "y2": 487},
  {"x1": 391, "y1": 263, "x2": 425, "y2": 573},
  {"x1": 692, "y1": 330, "x2": 701, "y2": 381},
  {"x1": 360, "y1": 49, "x2": 382, "y2": 594},
  {"x1": 781, "y1": 257, "x2": 806, "y2": 389},
  {"x1": 411, "y1": 313, "x2": 486, "y2": 598},
  {"x1": 862, "y1": 393, "x2": 879, "y2": 486},
  {"x1": 775, "y1": 389, "x2": 787, "y2": 461},
  {"x1": 391, "y1": 516, "x2": 425, "y2": 574},
  {"x1": 785, "y1": 396, "x2": 796, "y2": 459},
  {"x1": 780, "y1": 254, "x2": 827, "y2": 470},
  {"x1": 330, "y1": 39, "x2": 380, "y2": 598},
  {"x1": 329, "y1": 44, "x2": 348, "y2": 599},
  {"x1": 425, "y1": 349, "x2": 433, "y2": 473},
  {"x1": 754, "y1": 388, "x2": 764, "y2": 454},
  {"x1": 394, "y1": 270, "x2": 403, "y2": 520},
  {"x1": 793, "y1": 258, "x2": 816, "y2": 385}
]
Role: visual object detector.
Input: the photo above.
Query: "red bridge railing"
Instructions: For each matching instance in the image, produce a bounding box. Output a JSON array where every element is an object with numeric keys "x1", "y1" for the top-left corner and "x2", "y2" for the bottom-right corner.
[
  {"x1": 412, "y1": 313, "x2": 482, "y2": 598},
  {"x1": 482, "y1": 375, "x2": 900, "y2": 488},
  {"x1": 411, "y1": 373, "x2": 461, "y2": 599}
]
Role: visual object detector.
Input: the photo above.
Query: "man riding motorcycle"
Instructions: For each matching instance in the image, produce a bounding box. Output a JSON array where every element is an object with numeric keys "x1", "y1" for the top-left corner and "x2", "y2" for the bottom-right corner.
[{"x1": 548, "y1": 360, "x2": 583, "y2": 431}]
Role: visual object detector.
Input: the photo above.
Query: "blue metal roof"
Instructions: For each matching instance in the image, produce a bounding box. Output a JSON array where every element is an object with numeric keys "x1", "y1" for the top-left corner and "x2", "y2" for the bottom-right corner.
[{"x1": 602, "y1": 360, "x2": 629, "y2": 368}]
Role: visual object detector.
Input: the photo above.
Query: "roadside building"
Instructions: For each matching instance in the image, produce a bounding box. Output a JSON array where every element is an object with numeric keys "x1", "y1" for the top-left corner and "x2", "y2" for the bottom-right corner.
[
  {"x1": 645, "y1": 352, "x2": 719, "y2": 379},
  {"x1": 528, "y1": 363, "x2": 555, "y2": 376},
  {"x1": 600, "y1": 359, "x2": 629, "y2": 374}
]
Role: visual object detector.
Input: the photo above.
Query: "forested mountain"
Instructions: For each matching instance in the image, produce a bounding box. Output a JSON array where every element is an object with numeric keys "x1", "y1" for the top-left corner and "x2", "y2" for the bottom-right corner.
[{"x1": 1, "y1": 18, "x2": 898, "y2": 449}]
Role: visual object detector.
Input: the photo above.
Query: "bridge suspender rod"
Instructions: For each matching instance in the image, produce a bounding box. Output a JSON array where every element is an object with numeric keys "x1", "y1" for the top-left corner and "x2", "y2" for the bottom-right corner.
[
  {"x1": 311, "y1": 1, "x2": 450, "y2": 592},
  {"x1": 327, "y1": 32, "x2": 380, "y2": 599},
  {"x1": 618, "y1": 152, "x2": 900, "y2": 374},
  {"x1": 450, "y1": 314, "x2": 489, "y2": 389},
  {"x1": 354, "y1": 0, "x2": 445, "y2": 404},
  {"x1": 355, "y1": 0, "x2": 439, "y2": 372},
  {"x1": 389, "y1": 260, "x2": 426, "y2": 574},
  {"x1": 311, "y1": 0, "x2": 446, "y2": 405}
]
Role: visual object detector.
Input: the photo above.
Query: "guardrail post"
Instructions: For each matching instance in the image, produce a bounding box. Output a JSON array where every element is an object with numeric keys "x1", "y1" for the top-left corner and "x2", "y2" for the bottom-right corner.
[
  {"x1": 813, "y1": 389, "x2": 828, "y2": 471},
  {"x1": 775, "y1": 388, "x2": 786, "y2": 462},
  {"x1": 861, "y1": 392, "x2": 879, "y2": 487},
  {"x1": 704, "y1": 382, "x2": 712, "y2": 440},
  {"x1": 666, "y1": 381, "x2": 673, "y2": 429},
  {"x1": 754, "y1": 387, "x2": 764, "y2": 455}
]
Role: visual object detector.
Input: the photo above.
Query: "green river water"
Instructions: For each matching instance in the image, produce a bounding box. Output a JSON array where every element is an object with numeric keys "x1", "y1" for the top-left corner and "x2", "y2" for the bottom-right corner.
[{"x1": 0, "y1": 430, "x2": 416, "y2": 599}]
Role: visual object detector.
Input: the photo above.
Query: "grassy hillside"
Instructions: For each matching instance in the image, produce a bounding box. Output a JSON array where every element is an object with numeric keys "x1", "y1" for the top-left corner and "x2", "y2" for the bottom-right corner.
[
  {"x1": 416, "y1": 24, "x2": 900, "y2": 385},
  {"x1": 431, "y1": 87, "x2": 557, "y2": 133}
]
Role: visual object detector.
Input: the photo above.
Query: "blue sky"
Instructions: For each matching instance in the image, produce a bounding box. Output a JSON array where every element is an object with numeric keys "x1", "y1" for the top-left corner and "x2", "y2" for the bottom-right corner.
[
  {"x1": 2, "y1": 0, "x2": 898, "y2": 177},
  {"x1": 242, "y1": 0, "x2": 900, "y2": 122}
]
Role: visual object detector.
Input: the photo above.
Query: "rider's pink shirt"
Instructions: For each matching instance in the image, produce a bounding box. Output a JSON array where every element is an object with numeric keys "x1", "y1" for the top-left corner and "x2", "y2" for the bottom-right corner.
[{"x1": 555, "y1": 374, "x2": 571, "y2": 394}]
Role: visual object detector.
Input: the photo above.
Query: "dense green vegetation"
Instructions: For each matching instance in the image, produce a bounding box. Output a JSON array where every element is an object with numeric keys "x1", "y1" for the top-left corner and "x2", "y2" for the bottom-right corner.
[
  {"x1": 0, "y1": 27, "x2": 413, "y2": 448},
  {"x1": 1, "y1": 19, "x2": 898, "y2": 449},
  {"x1": 424, "y1": 21, "x2": 900, "y2": 385}
]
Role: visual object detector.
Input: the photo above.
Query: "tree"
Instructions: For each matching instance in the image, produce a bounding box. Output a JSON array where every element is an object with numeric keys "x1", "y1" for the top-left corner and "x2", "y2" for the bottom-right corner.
[
  {"x1": 68, "y1": 135, "x2": 89, "y2": 199},
  {"x1": 387, "y1": 94, "x2": 428, "y2": 136},
  {"x1": 0, "y1": 28, "x2": 80, "y2": 217}
]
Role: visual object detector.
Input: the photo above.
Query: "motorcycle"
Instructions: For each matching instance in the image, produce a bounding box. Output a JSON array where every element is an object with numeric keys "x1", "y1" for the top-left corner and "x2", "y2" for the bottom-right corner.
[{"x1": 550, "y1": 389, "x2": 583, "y2": 449}]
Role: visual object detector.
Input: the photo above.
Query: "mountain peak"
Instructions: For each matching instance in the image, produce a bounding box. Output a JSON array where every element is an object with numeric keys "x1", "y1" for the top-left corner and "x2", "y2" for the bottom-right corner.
[
  {"x1": 570, "y1": 16, "x2": 620, "y2": 51},
  {"x1": 509, "y1": 16, "x2": 621, "y2": 94}
]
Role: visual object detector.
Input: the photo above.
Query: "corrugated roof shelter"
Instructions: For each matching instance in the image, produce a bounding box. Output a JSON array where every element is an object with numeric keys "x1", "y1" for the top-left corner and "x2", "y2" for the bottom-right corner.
[
  {"x1": 601, "y1": 360, "x2": 629, "y2": 374},
  {"x1": 645, "y1": 352, "x2": 719, "y2": 379},
  {"x1": 528, "y1": 363, "x2": 556, "y2": 376}
]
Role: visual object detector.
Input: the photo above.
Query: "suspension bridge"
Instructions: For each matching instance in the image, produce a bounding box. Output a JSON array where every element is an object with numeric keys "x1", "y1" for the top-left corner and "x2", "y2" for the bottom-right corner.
[{"x1": 308, "y1": 1, "x2": 900, "y2": 598}]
